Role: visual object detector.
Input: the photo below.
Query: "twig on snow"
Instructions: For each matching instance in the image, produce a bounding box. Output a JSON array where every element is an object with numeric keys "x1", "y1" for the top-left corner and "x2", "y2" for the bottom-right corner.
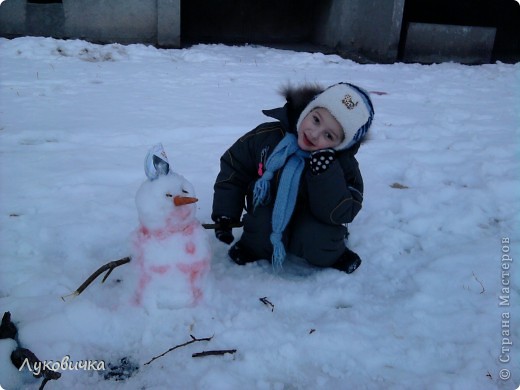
[
  {"x1": 61, "y1": 256, "x2": 131, "y2": 300},
  {"x1": 192, "y1": 349, "x2": 237, "y2": 358},
  {"x1": 143, "y1": 335, "x2": 213, "y2": 366},
  {"x1": 259, "y1": 297, "x2": 274, "y2": 312},
  {"x1": 472, "y1": 271, "x2": 485, "y2": 294}
]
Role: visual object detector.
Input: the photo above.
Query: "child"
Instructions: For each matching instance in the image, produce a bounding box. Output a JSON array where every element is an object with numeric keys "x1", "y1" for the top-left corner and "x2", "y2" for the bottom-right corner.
[{"x1": 211, "y1": 82, "x2": 374, "y2": 273}]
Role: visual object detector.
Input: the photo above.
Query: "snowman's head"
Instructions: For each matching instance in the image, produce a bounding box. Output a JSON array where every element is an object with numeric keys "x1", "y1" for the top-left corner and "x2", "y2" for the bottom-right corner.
[{"x1": 135, "y1": 172, "x2": 198, "y2": 231}]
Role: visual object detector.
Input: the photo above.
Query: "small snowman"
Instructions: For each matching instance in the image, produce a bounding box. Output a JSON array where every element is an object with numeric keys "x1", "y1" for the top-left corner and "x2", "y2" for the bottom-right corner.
[{"x1": 131, "y1": 144, "x2": 211, "y2": 309}]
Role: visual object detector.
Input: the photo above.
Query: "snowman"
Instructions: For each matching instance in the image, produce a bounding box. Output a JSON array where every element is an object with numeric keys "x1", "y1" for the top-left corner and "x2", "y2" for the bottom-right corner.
[{"x1": 131, "y1": 144, "x2": 211, "y2": 309}]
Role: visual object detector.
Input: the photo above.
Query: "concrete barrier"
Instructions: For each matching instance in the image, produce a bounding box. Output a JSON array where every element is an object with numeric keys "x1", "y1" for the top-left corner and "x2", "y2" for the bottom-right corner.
[
  {"x1": 314, "y1": 0, "x2": 405, "y2": 63},
  {"x1": 26, "y1": 2, "x2": 64, "y2": 38},
  {"x1": 403, "y1": 22, "x2": 496, "y2": 64},
  {"x1": 63, "y1": 0, "x2": 157, "y2": 44},
  {"x1": 0, "y1": 0, "x2": 181, "y2": 47},
  {"x1": 157, "y1": 0, "x2": 180, "y2": 47},
  {"x1": 0, "y1": 0, "x2": 25, "y2": 36}
]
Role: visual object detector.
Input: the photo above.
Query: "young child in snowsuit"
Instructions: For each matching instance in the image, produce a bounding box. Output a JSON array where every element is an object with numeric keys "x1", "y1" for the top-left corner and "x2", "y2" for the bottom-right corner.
[{"x1": 211, "y1": 82, "x2": 374, "y2": 273}]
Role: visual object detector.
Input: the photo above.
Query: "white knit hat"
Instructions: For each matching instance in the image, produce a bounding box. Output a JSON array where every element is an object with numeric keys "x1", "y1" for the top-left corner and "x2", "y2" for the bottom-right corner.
[{"x1": 296, "y1": 82, "x2": 374, "y2": 151}]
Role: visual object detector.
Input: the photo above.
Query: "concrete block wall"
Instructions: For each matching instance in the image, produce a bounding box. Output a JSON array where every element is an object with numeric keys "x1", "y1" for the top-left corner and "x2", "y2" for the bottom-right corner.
[
  {"x1": 403, "y1": 23, "x2": 496, "y2": 64},
  {"x1": 157, "y1": 0, "x2": 181, "y2": 47},
  {"x1": 26, "y1": 2, "x2": 64, "y2": 38},
  {"x1": 0, "y1": 0, "x2": 26, "y2": 36},
  {"x1": 0, "y1": 0, "x2": 181, "y2": 47},
  {"x1": 2, "y1": 0, "x2": 514, "y2": 63},
  {"x1": 63, "y1": 0, "x2": 157, "y2": 44},
  {"x1": 314, "y1": 0, "x2": 405, "y2": 63}
]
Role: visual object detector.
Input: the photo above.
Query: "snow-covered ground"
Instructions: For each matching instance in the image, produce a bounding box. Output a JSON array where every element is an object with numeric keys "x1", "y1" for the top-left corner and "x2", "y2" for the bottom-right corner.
[{"x1": 0, "y1": 37, "x2": 519, "y2": 389}]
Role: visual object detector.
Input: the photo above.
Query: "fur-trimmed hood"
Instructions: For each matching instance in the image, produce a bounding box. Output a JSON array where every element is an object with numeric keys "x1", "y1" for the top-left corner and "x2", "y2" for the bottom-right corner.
[
  {"x1": 279, "y1": 83, "x2": 325, "y2": 126},
  {"x1": 262, "y1": 84, "x2": 324, "y2": 133}
]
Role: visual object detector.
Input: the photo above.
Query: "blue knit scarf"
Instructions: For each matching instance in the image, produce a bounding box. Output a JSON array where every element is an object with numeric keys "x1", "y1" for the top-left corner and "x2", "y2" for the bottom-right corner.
[{"x1": 253, "y1": 133, "x2": 309, "y2": 271}]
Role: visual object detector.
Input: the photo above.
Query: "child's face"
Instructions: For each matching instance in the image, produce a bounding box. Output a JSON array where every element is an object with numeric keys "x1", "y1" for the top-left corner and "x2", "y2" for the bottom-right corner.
[{"x1": 297, "y1": 108, "x2": 344, "y2": 151}]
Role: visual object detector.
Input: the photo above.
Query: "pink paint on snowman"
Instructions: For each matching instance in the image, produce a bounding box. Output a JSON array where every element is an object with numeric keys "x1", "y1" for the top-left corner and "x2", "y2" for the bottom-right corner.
[{"x1": 131, "y1": 144, "x2": 211, "y2": 309}]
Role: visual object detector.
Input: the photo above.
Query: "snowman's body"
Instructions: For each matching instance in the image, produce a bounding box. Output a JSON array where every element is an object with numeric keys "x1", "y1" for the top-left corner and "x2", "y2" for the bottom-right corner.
[{"x1": 131, "y1": 172, "x2": 211, "y2": 309}]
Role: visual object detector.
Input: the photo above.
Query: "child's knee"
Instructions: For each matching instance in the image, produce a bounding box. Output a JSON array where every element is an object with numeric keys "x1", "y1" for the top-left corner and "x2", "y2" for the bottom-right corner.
[
  {"x1": 300, "y1": 241, "x2": 345, "y2": 267},
  {"x1": 239, "y1": 208, "x2": 273, "y2": 259},
  {"x1": 288, "y1": 217, "x2": 347, "y2": 267}
]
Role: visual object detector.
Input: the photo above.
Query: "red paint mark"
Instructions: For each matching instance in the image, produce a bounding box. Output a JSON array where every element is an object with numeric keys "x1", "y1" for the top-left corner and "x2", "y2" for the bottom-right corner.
[
  {"x1": 139, "y1": 226, "x2": 149, "y2": 236},
  {"x1": 192, "y1": 286, "x2": 203, "y2": 302},
  {"x1": 185, "y1": 241, "x2": 195, "y2": 254},
  {"x1": 132, "y1": 272, "x2": 151, "y2": 306},
  {"x1": 181, "y1": 223, "x2": 195, "y2": 236},
  {"x1": 137, "y1": 221, "x2": 198, "y2": 241},
  {"x1": 177, "y1": 259, "x2": 210, "y2": 304},
  {"x1": 150, "y1": 265, "x2": 171, "y2": 274},
  {"x1": 132, "y1": 222, "x2": 209, "y2": 307}
]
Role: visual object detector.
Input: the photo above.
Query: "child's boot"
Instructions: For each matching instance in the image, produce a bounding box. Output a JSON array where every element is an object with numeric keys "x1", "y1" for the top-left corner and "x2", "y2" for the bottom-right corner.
[
  {"x1": 228, "y1": 242, "x2": 259, "y2": 265},
  {"x1": 332, "y1": 247, "x2": 362, "y2": 274}
]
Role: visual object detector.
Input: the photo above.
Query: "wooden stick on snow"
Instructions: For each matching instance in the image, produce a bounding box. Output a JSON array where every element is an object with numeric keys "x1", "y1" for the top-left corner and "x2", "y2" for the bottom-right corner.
[{"x1": 61, "y1": 256, "x2": 131, "y2": 300}]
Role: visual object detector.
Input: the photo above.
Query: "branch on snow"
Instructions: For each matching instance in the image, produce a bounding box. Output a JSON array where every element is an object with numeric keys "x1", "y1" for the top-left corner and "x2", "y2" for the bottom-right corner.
[
  {"x1": 259, "y1": 297, "x2": 274, "y2": 311},
  {"x1": 192, "y1": 349, "x2": 237, "y2": 358},
  {"x1": 143, "y1": 335, "x2": 213, "y2": 366},
  {"x1": 472, "y1": 271, "x2": 485, "y2": 294},
  {"x1": 61, "y1": 256, "x2": 131, "y2": 300}
]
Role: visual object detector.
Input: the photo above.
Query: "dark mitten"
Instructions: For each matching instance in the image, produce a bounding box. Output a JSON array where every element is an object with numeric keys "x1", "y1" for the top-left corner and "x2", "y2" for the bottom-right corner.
[
  {"x1": 309, "y1": 148, "x2": 336, "y2": 175},
  {"x1": 214, "y1": 216, "x2": 234, "y2": 244}
]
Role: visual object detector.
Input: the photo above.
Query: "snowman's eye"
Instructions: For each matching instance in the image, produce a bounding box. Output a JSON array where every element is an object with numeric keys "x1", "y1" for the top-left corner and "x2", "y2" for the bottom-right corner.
[
  {"x1": 165, "y1": 193, "x2": 173, "y2": 198},
  {"x1": 182, "y1": 189, "x2": 189, "y2": 194}
]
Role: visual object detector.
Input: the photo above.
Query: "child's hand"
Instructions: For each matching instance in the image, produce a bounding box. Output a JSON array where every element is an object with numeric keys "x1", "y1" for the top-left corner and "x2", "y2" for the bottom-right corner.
[
  {"x1": 309, "y1": 148, "x2": 336, "y2": 175},
  {"x1": 214, "y1": 216, "x2": 235, "y2": 244}
]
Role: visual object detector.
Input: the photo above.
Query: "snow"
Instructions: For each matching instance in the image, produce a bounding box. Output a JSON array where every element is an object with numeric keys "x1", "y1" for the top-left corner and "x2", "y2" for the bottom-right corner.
[{"x1": 0, "y1": 36, "x2": 519, "y2": 389}]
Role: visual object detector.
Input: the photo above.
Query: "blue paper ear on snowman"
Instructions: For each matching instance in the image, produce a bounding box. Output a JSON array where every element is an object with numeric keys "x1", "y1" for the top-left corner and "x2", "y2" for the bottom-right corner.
[{"x1": 144, "y1": 143, "x2": 170, "y2": 180}]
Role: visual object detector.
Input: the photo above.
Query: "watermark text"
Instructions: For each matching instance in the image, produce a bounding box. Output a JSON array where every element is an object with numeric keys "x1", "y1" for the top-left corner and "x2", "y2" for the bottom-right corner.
[
  {"x1": 499, "y1": 237, "x2": 512, "y2": 381},
  {"x1": 19, "y1": 355, "x2": 106, "y2": 376}
]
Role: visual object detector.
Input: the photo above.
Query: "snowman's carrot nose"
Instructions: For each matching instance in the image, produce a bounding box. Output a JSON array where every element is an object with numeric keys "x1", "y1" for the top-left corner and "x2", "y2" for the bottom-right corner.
[{"x1": 173, "y1": 196, "x2": 198, "y2": 206}]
